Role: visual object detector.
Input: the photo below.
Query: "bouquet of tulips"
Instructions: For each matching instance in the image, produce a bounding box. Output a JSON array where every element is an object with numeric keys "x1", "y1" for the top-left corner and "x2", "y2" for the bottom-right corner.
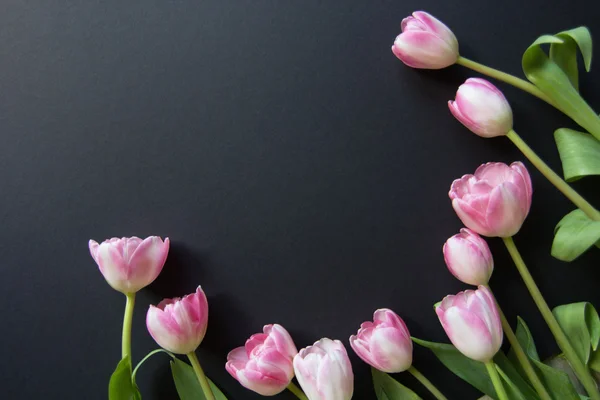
[{"x1": 93, "y1": 10, "x2": 600, "y2": 400}]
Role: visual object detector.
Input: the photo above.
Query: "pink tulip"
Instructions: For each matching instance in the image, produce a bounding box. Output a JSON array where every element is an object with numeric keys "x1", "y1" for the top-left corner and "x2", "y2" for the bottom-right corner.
[
  {"x1": 443, "y1": 228, "x2": 494, "y2": 285},
  {"x1": 146, "y1": 286, "x2": 209, "y2": 354},
  {"x1": 293, "y1": 338, "x2": 354, "y2": 400},
  {"x1": 392, "y1": 11, "x2": 459, "y2": 69},
  {"x1": 349, "y1": 309, "x2": 413, "y2": 373},
  {"x1": 449, "y1": 78, "x2": 513, "y2": 138},
  {"x1": 226, "y1": 324, "x2": 298, "y2": 396},
  {"x1": 435, "y1": 286, "x2": 503, "y2": 362},
  {"x1": 88, "y1": 236, "x2": 170, "y2": 293},
  {"x1": 449, "y1": 162, "x2": 532, "y2": 237}
]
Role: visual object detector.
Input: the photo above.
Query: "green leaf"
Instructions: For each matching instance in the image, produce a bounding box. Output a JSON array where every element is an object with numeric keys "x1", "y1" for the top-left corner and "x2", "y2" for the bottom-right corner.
[
  {"x1": 550, "y1": 27, "x2": 593, "y2": 90},
  {"x1": 109, "y1": 355, "x2": 141, "y2": 400},
  {"x1": 496, "y1": 364, "x2": 527, "y2": 400},
  {"x1": 589, "y1": 348, "x2": 600, "y2": 373},
  {"x1": 170, "y1": 358, "x2": 227, "y2": 400},
  {"x1": 522, "y1": 34, "x2": 600, "y2": 140},
  {"x1": 555, "y1": 128, "x2": 600, "y2": 181},
  {"x1": 371, "y1": 368, "x2": 422, "y2": 400},
  {"x1": 552, "y1": 209, "x2": 600, "y2": 261},
  {"x1": 553, "y1": 302, "x2": 600, "y2": 364}
]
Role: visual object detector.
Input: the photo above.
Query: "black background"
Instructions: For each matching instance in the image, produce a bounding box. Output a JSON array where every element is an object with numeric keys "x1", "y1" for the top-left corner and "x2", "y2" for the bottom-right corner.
[{"x1": 1, "y1": 0, "x2": 600, "y2": 399}]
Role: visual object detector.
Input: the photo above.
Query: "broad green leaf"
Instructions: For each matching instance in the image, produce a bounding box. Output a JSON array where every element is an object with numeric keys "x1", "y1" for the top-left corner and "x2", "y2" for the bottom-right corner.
[
  {"x1": 589, "y1": 348, "x2": 600, "y2": 373},
  {"x1": 522, "y1": 35, "x2": 600, "y2": 140},
  {"x1": 109, "y1": 355, "x2": 141, "y2": 400},
  {"x1": 371, "y1": 368, "x2": 422, "y2": 400},
  {"x1": 171, "y1": 358, "x2": 227, "y2": 400},
  {"x1": 552, "y1": 209, "x2": 600, "y2": 261},
  {"x1": 508, "y1": 316, "x2": 541, "y2": 378},
  {"x1": 496, "y1": 364, "x2": 527, "y2": 400},
  {"x1": 553, "y1": 302, "x2": 600, "y2": 364},
  {"x1": 555, "y1": 128, "x2": 600, "y2": 181},
  {"x1": 550, "y1": 27, "x2": 593, "y2": 90}
]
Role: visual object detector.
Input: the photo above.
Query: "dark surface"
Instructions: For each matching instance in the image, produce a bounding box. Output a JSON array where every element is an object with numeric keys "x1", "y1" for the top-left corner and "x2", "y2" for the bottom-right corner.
[{"x1": 1, "y1": 0, "x2": 600, "y2": 399}]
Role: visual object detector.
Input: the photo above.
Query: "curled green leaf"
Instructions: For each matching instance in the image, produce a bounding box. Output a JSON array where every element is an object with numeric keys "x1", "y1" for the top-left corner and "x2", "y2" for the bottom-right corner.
[
  {"x1": 555, "y1": 128, "x2": 600, "y2": 181},
  {"x1": 550, "y1": 27, "x2": 593, "y2": 90},
  {"x1": 552, "y1": 209, "x2": 600, "y2": 261},
  {"x1": 553, "y1": 302, "x2": 600, "y2": 364}
]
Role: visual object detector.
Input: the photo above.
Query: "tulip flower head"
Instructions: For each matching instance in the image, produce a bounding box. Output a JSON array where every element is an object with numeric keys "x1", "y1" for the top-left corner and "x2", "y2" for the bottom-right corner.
[
  {"x1": 226, "y1": 324, "x2": 298, "y2": 396},
  {"x1": 443, "y1": 228, "x2": 494, "y2": 285},
  {"x1": 449, "y1": 162, "x2": 532, "y2": 237},
  {"x1": 392, "y1": 11, "x2": 459, "y2": 69},
  {"x1": 88, "y1": 236, "x2": 170, "y2": 294},
  {"x1": 349, "y1": 309, "x2": 413, "y2": 373}
]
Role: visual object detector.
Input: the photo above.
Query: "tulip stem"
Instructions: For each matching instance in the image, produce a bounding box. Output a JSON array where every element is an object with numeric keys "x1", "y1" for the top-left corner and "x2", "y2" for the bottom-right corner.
[
  {"x1": 485, "y1": 286, "x2": 552, "y2": 400},
  {"x1": 485, "y1": 361, "x2": 509, "y2": 400},
  {"x1": 456, "y1": 57, "x2": 556, "y2": 108},
  {"x1": 507, "y1": 129, "x2": 600, "y2": 221},
  {"x1": 287, "y1": 382, "x2": 309, "y2": 400},
  {"x1": 408, "y1": 366, "x2": 448, "y2": 400},
  {"x1": 122, "y1": 292, "x2": 136, "y2": 361},
  {"x1": 187, "y1": 352, "x2": 215, "y2": 400},
  {"x1": 503, "y1": 236, "x2": 600, "y2": 400}
]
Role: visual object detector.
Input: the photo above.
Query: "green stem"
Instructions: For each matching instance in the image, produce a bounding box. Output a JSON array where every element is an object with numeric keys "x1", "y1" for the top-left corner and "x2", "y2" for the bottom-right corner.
[
  {"x1": 287, "y1": 382, "x2": 309, "y2": 400},
  {"x1": 485, "y1": 361, "x2": 509, "y2": 400},
  {"x1": 507, "y1": 129, "x2": 600, "y2": 221},
  {"x1": 122, "y1": 292, "x2": 136, "y2": 361},
  {"x1": 456, "y1": 56, "x2": 556, "y2": 107},
  {"x1": 485, "y1": 286, "x2": 552, "y2": 400},
  {"x1": 408, "y1": 366, "x2": 448, "y2": 400},
  {"x1": 503, "y1": 236, "x2": 600, "y2": 400},
  {"x1": 187, "y1": 352, "x2": 215, "y2": 400}
]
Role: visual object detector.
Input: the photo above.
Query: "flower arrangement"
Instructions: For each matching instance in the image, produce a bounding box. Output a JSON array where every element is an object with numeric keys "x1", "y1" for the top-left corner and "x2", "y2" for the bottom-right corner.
[{"x1": 93, "y1": 10, "x2": 600, "y2": 400}]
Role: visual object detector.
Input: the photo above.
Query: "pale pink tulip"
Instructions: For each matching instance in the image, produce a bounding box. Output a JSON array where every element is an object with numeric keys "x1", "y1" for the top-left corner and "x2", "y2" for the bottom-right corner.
[
  {"x1": 392, "y1": 11, "x2": 459, "y2": 69},
  {"x1": 449, "y1": 78, "x2": 513, "y2": 138},
  {"x1": 146, "y1": 286, "x2": 208, "y2": 354},
  {"x1": 226, "y1": 324, "x2": 298, "y2": 396},
  {"x1": 449, "y1": 162, "x2": 532, "y2": 237},
  {"x1": 350, "y1": 309, "x2": 412, "y2": 373},
  {"x1": 88, "y1": 236, "x2": 170, "y2": 293},
  {"x1": 293, "y1": 338, "x2": 354, "y2": 400},
  {"x1": 443, "y1": 228, "x2": 494, "y2": 285},
  {"x1": 435, "y1": 286, "x2": 503, "y2": 362}
]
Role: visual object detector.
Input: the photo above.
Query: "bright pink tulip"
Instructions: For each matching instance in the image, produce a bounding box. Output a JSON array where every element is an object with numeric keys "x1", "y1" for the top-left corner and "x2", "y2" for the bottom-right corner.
[
  {"x1": 449, "y1": 78, "x2": 513, "y2": 138},
  {"x1": 449, "y1": 162, "x2": 532, "y2": 237},
  {"x1": 392, "y1": 11, "x2": 458, "y2": 69},
  {"x1": 435, "y1": 286, "x2": 503, "y2": 362},
  {"x1": 349, "y1": 309, "x2": 412, "y2": 373},
  {"x1": 293, "y1": 338, "x2": 354, "y2": 400},
  {"x1": 443, "y1": 228, "x2": 494, "y2": 285},
  {"x1": 146, "y1": 286, "x2": 208, "y2": 354},
  {"x1": 88, "y1": 236, "x2": 170, "y2": 293},
  {"x1": 226, "y1": 324, "x2": 298, "y2": 396}
]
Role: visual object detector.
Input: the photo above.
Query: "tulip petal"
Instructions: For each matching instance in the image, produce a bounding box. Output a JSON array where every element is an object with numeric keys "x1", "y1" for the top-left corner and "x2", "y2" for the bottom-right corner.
[
  {"x1": 486, "y1": 182, "x2": 525, "y2": 237},
  {"x1": 440, "y1": 307, "x2": 495, "y2": 362},
  {"x1": 452, "y1": 198, "x2": 492, "y2": 236},
  {"x1": 393, "y1": 31, "x2": 458, "y2": 69}
]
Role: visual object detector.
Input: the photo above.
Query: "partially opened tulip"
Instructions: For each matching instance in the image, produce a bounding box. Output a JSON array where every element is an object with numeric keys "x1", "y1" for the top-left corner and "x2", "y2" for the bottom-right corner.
[
  {"x1": 392, "y1": 11, "x2": 459, "y2": 69},
  {"x1": 449, "y1": 162, "x2": 532, "y2": 237},
  {"x1": 226, "y1": 324, "x2": 298, "y2": 396},
  {"x1": 443, "y1": 228, "x2": 494, "y2": 285},
  {"x1": 449, "y1": 78, "x2": 513, "y2": 138},
  {"x1": 350, "y1": 309, "x2": 412, "y2": 373},
  {"x1": 293, "y1": 338, "x2": 353, "y2": 400}
]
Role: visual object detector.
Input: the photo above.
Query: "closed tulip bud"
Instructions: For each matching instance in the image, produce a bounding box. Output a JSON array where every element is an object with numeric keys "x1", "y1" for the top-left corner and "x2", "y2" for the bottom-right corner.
[
  {"x1": 435, "y1": 286, "x2": 503, "y2": 362},
  {"x1": 350, "y1": 309, "x2": 412, "y2": 373},
  {"x1": 392, "y1": 11, "x2": 459, "y2": 69},
  {"x1": 88, "y1": 236, "x2": 170, "y2": 294},
  {"x1": 146, "y1": 286, "x2": 208, "y2": 354},
  {"x1": 293, "y1": 338, "x2": 354, "y2": 400},
  {"x1": 443, "y1": 228, "x2": 494, "y2": 285},
  {"x1": 449, "y1": 78, "x2": 513, "y2": 138},
  {"x1": 449, "y1": 162, "x2": 532, "y2": 237},
  {"x1": 226, "y1": 324, "x2": 298, "y2": 396}
]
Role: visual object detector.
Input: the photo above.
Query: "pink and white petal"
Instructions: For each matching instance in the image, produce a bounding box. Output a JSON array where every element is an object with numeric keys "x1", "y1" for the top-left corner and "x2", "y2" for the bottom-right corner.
[
  {"x1": 412, "y1": 11, "x2": 458, "y2": 49},
  {"x1": 236, "y1": 368, "x2": 289, "y2": 396},
  {"x1": 452, "y1": 199, "x2": 492, "y2": 236},
  {"x1": 128, "y1": 236, "x2": 170, "y2": 286},
  {"x1": 486, "y1": 183, "x2": 526, "y2": 237},
  {"x1": 510, "y1": 162, "x2": 533, "y2": 213},
  {"x1": 393, "y1": 31, "x2": 457, "y2": 69},
  {"x1": 442, "y1": 307, "x2": 495, "y2": 362}
]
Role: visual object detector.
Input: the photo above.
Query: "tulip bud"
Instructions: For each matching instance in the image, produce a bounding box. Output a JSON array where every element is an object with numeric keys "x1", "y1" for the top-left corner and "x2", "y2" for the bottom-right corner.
[
  {"x1": 88, "y1": 236, "x2": 170, "y2": 294},
  {"x1": 443, "y1": 228, "x2": 494, "y2": 285},
  {"x1": 449, "y1": 78, "x2": 513, "y2": 138},
  {"x1": 293, "y1": 338, "x2": 354, "y2": 400},
  {"x1": 226, "y1": 324, "x2": 298, "y2": 396},
  {"x1": 392, "y1": 11, "x2": 459, "y2": 69},
  {"x1": 435, "y1": 286, "x2": 503, "y2": 362},
  {"x1": 146, "y1": 286, "x2": 209, "y2": 354},
  {"x1": 349, "y1": 309, "x2": 413, "y2": 373},
  {"x1": 449, "y1": 162, "x2": 533, "y2": 237}
]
